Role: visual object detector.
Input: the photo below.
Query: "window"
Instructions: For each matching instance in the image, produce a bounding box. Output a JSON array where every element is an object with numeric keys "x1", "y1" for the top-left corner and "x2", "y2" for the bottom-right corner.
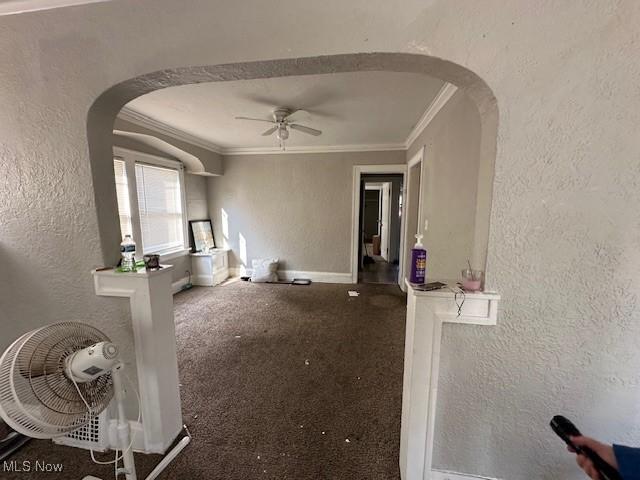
[
  {"x1": 135, "y1": 163, "x2": 184, "y2": 254},
  {"x1": 113, "y1": 149, "x2": 188, "y2": 256},
  {"x1": 113, "y1": 159, "x2": 133, "y2": 237}
]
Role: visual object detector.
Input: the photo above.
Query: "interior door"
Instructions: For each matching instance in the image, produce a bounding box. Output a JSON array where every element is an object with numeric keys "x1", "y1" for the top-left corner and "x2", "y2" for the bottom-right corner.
[{"x1": 380, "y1": 182, "x2": 391, "y2": 261}]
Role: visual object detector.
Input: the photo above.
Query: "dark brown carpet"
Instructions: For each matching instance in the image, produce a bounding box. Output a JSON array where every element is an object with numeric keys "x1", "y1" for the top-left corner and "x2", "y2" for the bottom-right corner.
[{"x1": 4, "y1": 281, "x2": 406, "y2": 479}]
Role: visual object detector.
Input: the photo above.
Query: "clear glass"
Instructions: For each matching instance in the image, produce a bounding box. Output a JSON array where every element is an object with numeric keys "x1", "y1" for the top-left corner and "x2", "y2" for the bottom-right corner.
[{"x1": 461, "y1": 269, "x2": 484, "y2": 292}]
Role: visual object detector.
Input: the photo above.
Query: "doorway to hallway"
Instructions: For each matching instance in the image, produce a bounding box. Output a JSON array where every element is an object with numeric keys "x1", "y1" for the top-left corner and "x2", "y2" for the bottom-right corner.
[{"x1": 358, "y1": 173, "x2": 404, "y2": 285}]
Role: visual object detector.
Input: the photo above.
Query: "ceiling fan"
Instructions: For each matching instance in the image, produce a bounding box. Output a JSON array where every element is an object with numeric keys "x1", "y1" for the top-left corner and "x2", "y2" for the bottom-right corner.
[{"x1": 235, "y1": 107, "x2": 322, "y2": 150}]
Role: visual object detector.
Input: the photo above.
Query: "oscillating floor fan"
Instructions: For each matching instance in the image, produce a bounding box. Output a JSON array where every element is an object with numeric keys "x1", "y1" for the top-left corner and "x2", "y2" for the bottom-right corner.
[{"x1": 0, "y1": 322, "x2": 190, "y2": 480}]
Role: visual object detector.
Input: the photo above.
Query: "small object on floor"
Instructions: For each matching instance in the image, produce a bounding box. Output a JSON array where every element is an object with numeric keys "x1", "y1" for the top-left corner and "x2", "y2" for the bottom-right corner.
[
  {"x1": 241, "y1": 276, "x2": 311, "y2": 286},
  {"x1": 251, "y1": 257, "x2": 279, "y2": 283},
  {"x1": 193, "y1": 414, "x2": 198, "y2": 419},
  {"x1": 304, "y1": 359, "x2": 310, "y2": 366},
  {"x1": 267, "y1": 278, "x2": 312, "y2": 286},
  {"x1": 321, "y1": 431, "x2": 326, "y2": 435},
  {"x1": 345, "y1": 438, "x2": 351, "y2": 443},
  {"x1": 348, "y1": 290, "x2": 360, "y2": 297},
  {"x1": 235, "y1": 335, "x2": 241, "y2": 338}
]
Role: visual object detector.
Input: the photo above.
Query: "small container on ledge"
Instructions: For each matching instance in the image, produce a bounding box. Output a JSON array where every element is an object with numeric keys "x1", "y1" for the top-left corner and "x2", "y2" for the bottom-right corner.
[{"x1": 461, "y1": 269, "x2": 484, "y2": 292}]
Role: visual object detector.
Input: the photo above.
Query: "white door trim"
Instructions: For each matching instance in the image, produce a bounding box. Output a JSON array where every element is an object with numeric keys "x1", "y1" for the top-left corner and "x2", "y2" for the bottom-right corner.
[
  {"x1": 401, "y1": 147, "x2": 425, "y2": 291},
  {"x1": 380, "y1": 182, "x2": 392, "y2": 261},
  {"x1": 351, "y1": 164, "x2": 407, "y2": 284}
]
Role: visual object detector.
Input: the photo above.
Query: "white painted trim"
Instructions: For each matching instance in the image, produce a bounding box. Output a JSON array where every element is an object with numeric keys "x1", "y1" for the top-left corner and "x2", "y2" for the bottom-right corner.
[
  {"x1": 118, "y1": 82, "x2": 456, "y2": 157},
  {"x1": 401, "y1": 147, "x2": 425, "y2": 292},
  {"x1": 351, "y1": 164, "x2": 407, "y2": 284},
  {"x1": 223, "y1": 143, "x2": 406, "y2": 155},
  {"x1": 171, "y1": 275, "x2": 190, "y2": 294},
  {"x1": 229, "y1": 267, "x2": 351, "y2": 284},
  {"x1": 400, "y1": 284, "x2": 499, "y2": 480},
  {"x1": 431, "y1": 469, "x2": 501, "y2": 480},
  {"x1": 91, "y1": 266, "x2": 183, "y2": 455},
  {"x1": 404, "y1": 83, "x2": 458, "y2": 148},
  {"x1": 119, "y1": 107, "x2": 224, "y2": 154},
  {"x1": 0, "y1": 0, "x2": 110, "y2": 16}
]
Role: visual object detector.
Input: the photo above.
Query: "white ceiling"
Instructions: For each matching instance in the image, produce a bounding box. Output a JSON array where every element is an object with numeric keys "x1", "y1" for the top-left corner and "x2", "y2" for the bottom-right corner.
[{"x1": 122, "y1": 71, "x2": 445, "y2": 152}]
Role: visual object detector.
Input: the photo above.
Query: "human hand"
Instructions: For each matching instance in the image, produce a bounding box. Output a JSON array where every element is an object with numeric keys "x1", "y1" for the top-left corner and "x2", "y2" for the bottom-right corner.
[{"x1": 569, "y1": 436, "x2": 618, "y2": 480}]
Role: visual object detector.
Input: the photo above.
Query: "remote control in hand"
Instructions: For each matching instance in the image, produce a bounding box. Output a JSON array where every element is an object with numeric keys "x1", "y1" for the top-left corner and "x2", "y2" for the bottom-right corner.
[{"x1": 550, "y1": 415, "x2": 622, "y2": 480}]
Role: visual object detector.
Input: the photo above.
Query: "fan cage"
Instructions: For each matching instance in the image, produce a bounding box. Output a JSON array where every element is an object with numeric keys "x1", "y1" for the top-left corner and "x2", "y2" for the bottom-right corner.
[
  {"x1": 53, "y1": 410, "x2": 110, "y2": 452},
  {"x1": 0, "y1": 322, "x2": 114, "y2": 439}
]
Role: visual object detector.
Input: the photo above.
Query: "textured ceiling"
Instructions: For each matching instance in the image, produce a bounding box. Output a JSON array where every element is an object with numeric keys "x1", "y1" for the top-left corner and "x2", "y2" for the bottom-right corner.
[{"x1": 123, "y1": 71, "x2": 445, "y2": 149}]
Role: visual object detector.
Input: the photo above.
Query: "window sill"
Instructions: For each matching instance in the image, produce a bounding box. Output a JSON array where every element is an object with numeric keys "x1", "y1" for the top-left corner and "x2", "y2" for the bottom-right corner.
[{"x1": 152, "y1": 248, "x2": 191, "y2": 262}]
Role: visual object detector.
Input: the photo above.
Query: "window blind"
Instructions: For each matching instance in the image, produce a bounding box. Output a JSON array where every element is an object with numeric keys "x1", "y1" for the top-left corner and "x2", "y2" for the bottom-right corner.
[
  {"x1": 113, "y1": 159, "x2": 133, "y2": 238},
  {"x1": 135, "y1": 163, "x2": 184, "y2": 254}
]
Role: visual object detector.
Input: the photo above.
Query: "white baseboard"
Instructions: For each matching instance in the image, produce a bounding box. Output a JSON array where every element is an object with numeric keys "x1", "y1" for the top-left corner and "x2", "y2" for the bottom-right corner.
[
  {"x1": 171, "y1": 276, "x2": 190, "y2": 294},
  {"x1": 229, "y1": 267, "x2": 353, "y2": 284},
  {"x1": 431, "y1": 469, "x2": 500, "y2": 480}
]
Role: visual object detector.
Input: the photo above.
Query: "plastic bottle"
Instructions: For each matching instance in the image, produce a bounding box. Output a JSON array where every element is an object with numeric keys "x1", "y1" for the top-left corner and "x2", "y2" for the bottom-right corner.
[
  {"x1": 120, "y1": 235, "x2": 137, "y2": 272},
  {"x1": 409, "y1": 221, "x2": 428, "y2": 284}
]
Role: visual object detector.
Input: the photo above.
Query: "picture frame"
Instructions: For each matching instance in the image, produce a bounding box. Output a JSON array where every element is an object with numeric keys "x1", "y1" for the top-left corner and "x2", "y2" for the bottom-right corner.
[{"x1": 189, "y1": 219, "x2": 216, "y2": 252}]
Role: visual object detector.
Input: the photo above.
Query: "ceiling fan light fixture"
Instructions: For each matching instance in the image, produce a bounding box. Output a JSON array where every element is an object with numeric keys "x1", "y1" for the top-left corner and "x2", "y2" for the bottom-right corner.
[{"x1": 277, "y1": 126, "x2": 289, "y2": 140}]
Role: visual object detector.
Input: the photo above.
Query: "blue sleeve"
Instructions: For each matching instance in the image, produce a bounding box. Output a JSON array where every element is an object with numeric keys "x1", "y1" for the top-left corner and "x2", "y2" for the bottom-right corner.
[{"x1": 614, "y1": 444, "x2": 640, "y2": 480}]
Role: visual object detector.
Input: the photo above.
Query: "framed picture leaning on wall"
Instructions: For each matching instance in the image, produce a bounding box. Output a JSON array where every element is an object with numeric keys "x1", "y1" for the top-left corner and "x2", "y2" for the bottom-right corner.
[{"x1": 189, "y1": 219, "x2": 215, "y2": 252}]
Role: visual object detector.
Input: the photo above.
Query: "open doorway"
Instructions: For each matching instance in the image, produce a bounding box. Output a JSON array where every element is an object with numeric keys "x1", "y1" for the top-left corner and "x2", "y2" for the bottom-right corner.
[{"x1": 358, "y1": 174, "x2": 404, "y2": 284}]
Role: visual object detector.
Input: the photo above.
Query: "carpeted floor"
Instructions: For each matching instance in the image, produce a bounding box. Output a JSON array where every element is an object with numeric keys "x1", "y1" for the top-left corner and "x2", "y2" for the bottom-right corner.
[{"x1": 5, "y1": 281, "x2": 406, "y2": 479}]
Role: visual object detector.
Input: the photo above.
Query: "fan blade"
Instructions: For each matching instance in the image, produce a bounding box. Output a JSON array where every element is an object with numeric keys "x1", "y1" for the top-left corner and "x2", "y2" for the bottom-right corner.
[
  {"x1": 290, "y1": 124, "x2": 322, "y2": 136},
  {"x1": 235, "y1": 116, "x2": 275, "y2": 124},
  {"x1": 284, "y1": 110, "x2": 312, "y2": 124},
  {"x1": 261, "y1": 126, "x2": 278, "y2": 136}
]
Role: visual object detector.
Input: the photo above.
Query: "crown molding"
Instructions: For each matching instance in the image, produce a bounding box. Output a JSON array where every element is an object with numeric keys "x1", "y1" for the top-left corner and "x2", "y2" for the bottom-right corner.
[
  {"x1": 117, "y1": 83, "x2": 457, "y2": 157},
  {"x1": 404, "y1": 82, "x2": 458, "y2": 148},
  {"x1": 118, "y1": 107, "x2": 225, "y2": 154},
  {"x1": 0, "y1": 0, "x2": 110, "y2": 15},
  {"x1": 222, "y1": 144, "x2": 407, "y2": 156}
]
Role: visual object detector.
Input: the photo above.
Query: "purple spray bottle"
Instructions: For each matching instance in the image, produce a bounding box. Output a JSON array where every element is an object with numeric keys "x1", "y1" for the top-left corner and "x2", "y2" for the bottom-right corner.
[{"x1": 409, "y1": 220, "x2": 428, "y2": 284}]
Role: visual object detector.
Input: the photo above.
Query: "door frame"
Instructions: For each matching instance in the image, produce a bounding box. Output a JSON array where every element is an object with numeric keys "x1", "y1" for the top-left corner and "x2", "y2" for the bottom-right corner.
[
  {"x1": 379, "y1": 182, "x2": 392, "y2": 261},
  {"x1": 364, "y1": 183, "x2": 383, "y2": 236},
  {"x1": 351, "y1": 164, "x2": 407, "y2": 286},
  {"x1": 401, "y1": 147, "x2": 425, "y2": 291}
]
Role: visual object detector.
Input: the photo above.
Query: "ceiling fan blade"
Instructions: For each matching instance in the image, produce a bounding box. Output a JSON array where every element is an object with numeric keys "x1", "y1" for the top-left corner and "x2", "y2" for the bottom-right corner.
[
  {"x1": 290, "y1": 124, "x2": 322, "y2": 136},
  {"x1": 235, "y1": 116, "x2": 275, "y2": 124},
  {"x1": 261, "y1": 126, "x2": 278, "y2": 136},
  {"x1": 285, "y1": 110, "x2": 312, "y2": 124}
]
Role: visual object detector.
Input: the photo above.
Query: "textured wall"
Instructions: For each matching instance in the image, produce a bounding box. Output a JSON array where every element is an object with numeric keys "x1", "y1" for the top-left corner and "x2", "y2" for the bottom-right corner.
[
  {"x1": 406, "y1": 90, "x2": 483, "y2": 280},
  {"x1": 1, "y1": 2, "x2": 639, "y2": 479},
  {"x1": 208, "y1": 151, "x2": 405, "y2": 273}
]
